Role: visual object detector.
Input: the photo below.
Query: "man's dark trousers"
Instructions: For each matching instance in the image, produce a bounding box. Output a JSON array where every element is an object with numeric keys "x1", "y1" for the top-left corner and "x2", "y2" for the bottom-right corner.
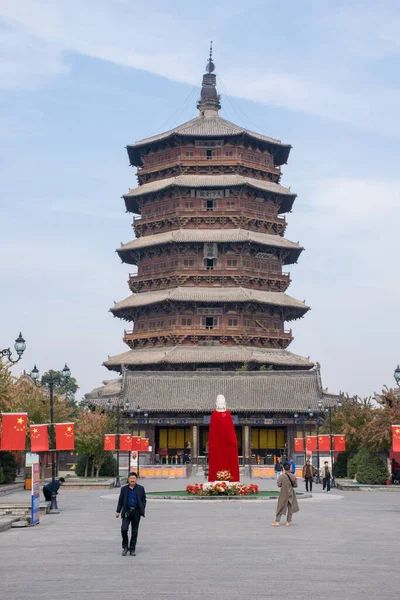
[
  {"x1": 121, "y1": 508, "x2": 141, "y2": 550},
  {"x1": 43, "y1": 487, "x2": 51, "y2": 501},
  {"x1": 305, "y1": 477, "x2": 313, "y2": 492},
  {"x1": 322, "y1": 477, "x2": 331, "y2": 492}
]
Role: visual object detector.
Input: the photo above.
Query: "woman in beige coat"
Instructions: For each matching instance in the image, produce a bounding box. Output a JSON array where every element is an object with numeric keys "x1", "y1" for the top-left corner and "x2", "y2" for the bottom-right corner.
[{"x1": 271, "y1": 461, "x2": 299, "y2": 527}]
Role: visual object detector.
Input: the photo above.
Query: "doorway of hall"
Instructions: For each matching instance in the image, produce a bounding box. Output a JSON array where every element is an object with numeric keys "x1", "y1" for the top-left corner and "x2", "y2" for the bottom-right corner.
[
  {"x1": 155, "y1": 427, "x2": 191, "y2": 464},
  {"x1": 251, "y1": 427, "x2": 286, "y2": 465}
]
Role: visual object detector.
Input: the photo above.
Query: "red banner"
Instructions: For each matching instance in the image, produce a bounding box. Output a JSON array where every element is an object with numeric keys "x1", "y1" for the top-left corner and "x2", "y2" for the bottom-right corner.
[
  {"x1": 104, "y1": 434, "x2": 116, "y2": 451},
  {"x1": 334, "y1": 435, "x2": 346, "y2": 452},
  {"x1": 140, "y1": 438, "x2": 150, "y2": 452},
  {"x1": 119, "y1": 434, "x2": 132, "y2": 451},
  {"x1": 30, "y1": 424, "x2": 49, "y2": 452},
  {"x1": 294, "y1": 438, "x2": 304, "y2": 452},
  {"x1": 391, "y1": 426, "x2": 400, "y2": 452},
  {"x1": 55, "y1": 423, "x2": 75, "y2": 450},
  {"x1": 317, "y1": 435, "x2": 331, "y2": 452},
  {"x1": 306, "y1": 436, "x2": 317, "y2": 452},
  {"x1": 0, "y1": 413, "x2": 27, "y2": 450},
  {"x1": 130, "y1": 437, "x2": 142, "y2": 452}
]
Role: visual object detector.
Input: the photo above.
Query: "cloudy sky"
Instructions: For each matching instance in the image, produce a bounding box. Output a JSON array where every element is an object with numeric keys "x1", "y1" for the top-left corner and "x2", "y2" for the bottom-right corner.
[{"x1": 1, "y1": 0, "x2": 399, "y2": 399}]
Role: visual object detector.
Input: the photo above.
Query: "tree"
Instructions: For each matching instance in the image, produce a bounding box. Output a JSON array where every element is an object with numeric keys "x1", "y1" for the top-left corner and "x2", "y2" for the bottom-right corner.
[
  {"x1": 323, "y1": 395, "x2": 375, "y2": 455},
  {"x1": 75, "y1": 410, "x2": 116, "y2": 477},
  {"x1": 365, "y1": 387, "x2": 400, "y2": 452}
]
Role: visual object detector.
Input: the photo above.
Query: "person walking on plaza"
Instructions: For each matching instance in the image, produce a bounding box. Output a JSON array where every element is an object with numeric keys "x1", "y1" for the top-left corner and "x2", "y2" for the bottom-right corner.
[
  {"x1": 321, "y1": 461, "x2": 332, "y2": 492},
  {"x1": 274, "y1": 457, "x2": 283, "y2": 480},
  {"x1": 42, "y1": 477, "x2": 65, "y2": 501},
  {"x1": 271, "y1": 461, "x2": 299, "y2": 527},
  {"x1": 115, "y1": 472, "x2": 146, "y2": 556},
  {"x1": 289, "y1": 459, "x2": 296, "y2": 474},
  {"x1": 302, "y1": 459, "x2": 315, "y2": 492}
]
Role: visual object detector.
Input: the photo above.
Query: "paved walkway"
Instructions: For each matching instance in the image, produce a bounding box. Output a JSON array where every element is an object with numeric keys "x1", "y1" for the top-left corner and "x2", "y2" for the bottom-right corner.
[{"x1": 0, "y1": 478, "x2": 399, "y2": 599}]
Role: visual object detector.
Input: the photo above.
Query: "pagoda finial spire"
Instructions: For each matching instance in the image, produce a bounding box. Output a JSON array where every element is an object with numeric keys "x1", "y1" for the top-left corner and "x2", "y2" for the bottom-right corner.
[{"x1": 197, "y1": 42, "x2": 221, "y2": 115}]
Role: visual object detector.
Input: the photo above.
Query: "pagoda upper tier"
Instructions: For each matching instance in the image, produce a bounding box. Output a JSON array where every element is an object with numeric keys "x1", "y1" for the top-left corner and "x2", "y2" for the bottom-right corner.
[{"x1": 106, "y1": 51, "x2": 311, "y2": 372}]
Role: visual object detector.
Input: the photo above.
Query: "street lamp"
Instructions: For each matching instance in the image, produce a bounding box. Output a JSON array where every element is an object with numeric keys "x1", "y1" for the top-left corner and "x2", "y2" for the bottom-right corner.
[
  {"x1": 106, "y1": 397, "x2": 130, "y2": 488},
  {"x1": 1, "y1": 333, "x2": 26, "y2": 365},
  {"x1": 394, "y1": 365, "x2": 400, "y2": 387},
  {"x1": 134, "y1": 406, "x2": 148, "y2": 478},
  {"x1": 315, "y1": 399, "x2": 323, "y2": 483},
  {"x1": 294, "y1": 412, "x2": 307, "y2": 464},
  {"x1": 325, "y1": 396, "x2": 343, "y2": 488},
  {"x1": 31, "y1": 363, "x2": 71, "y2": 513}
]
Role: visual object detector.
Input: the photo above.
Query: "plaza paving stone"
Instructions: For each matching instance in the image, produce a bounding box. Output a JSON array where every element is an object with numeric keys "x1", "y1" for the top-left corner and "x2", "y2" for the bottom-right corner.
[{"x1": 0, "y1": 476, "x2": 399, "y2": 600}]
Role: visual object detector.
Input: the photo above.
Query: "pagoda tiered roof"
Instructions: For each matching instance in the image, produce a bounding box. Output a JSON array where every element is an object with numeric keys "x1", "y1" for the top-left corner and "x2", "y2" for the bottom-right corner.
[
  {"x1": 103, "y1": 345, "x2": 314, "y2": 371},
  {"x1": 111, "y1": 287, "x2": 309, "y2": 319},
  {"x1": 123, "y1": 174, "x2": 295, "y2": 214},
  {"x1": 127, "y1": 113, "x2": 291, "y2": 167},
  {"x1": 117, "y1": 228, "x2": 303, "y2": 264}
]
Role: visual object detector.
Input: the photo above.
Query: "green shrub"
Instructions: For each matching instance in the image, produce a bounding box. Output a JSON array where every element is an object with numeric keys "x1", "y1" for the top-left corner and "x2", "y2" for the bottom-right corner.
[
  {"x1": 75, "y1": 454, "x2": 117, "y2": 477},
  {"x1": 356, "y1": 452, "x2": 389, "y2": 485},
  {"x1": 347, "y1": 448, "x2": 370, "y2": 478},
  {"x1": 333, "y1": 452, "x2": 349, "y2": 478},
  {"x1": 0, "y1": 451, "x2": 17, "y2": 484},
  {"x1": 0, "y1": 466, "x2": 4, "y2": 484}
]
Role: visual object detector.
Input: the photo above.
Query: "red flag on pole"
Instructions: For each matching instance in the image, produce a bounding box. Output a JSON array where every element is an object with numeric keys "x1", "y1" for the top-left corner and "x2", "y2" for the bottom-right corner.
[
  {"x1": 317, "y1": 435, "x2": 331, "y2": 452},
  {"x1": 131, "y1": 436, "x2": 142, "y2": 450},
  {"x1": 294, "y1": 438, "x2": 304, "y2": 452},
  {"x1": 0, "y1": 413, "x2": 27, "y2": 450},
  {"x1": 30, "y1": 424, "x2": 49, "y2": 452},
  {"x1": 334, "y1": 435, "x2": 346, "y2": 452},
  {"x1": 55, "y1": 423, "x2": 75, "y2": 450},
  {"x1": 119, "y1": 434, "x2": 132, "y2": 451},
  {"x1": 140, "y1": 438, "x2": 149, "y2": 452},
  {"x1": 306, "y1": 436, "x2": 317, "y2": 452},
  {"x1": 392, "y1": 426, "x2": 400, "y2": 452},
  {"x1": 104, "y1": 434, "x2": 116, "y2": 451}
]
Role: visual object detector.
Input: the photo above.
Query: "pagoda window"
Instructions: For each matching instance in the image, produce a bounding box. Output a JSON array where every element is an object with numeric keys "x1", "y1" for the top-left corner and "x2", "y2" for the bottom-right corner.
[
  {"x1": 168, "y1": 318, "x2": 176, "y2": 326},
  {"x1": 181, "y1": 318, "x2": 192, "y2": 327},
  {"x1": 157, "y1": 320, "x2": 164, "y2": 328},
  {"x1": 203, "y1": 199, "x2": 218, "y2": 211},
  {"x1": 273, "y1": 321, "x2": 281, "y2": 330},
  {"x1": 185, "y1": 151, "x2": 194, "y2": 157},
  {"x1": 183, "y1": 259, "x2": 194, "y2": 267},
  {"x1": 185, "y1": 200, "x2": 194, "y2": 209},
  {"x1": 243, "y1": 259, "x2": 250, "y2": 268},
  {"x1": 149, "y1": 321, "x2": 156, "y2": 329},
  {"x1": 225, "y1": 150, "x2": 233, "y2": 157},
  {"x1": 206, "y1": 150, "x2": 213, "y2": 160},
  {"x1": 244, "y1": 319, "x2": 251, "y2": 327},
  {"x1": 204, "y1": 258, "x2": 216, "y2": 270},
  {"x1": 226, "y1": 200, "x2": 235, "y2": 210},
  {"x1": 202, "y1": 317, "x2": 219, "y2": 330},
  {"x1": 227, "y1": 259, "x2": 237, "y2": 267},
  {"x1": 228, "y1": 318, "x2": 238, "y2": 327}
]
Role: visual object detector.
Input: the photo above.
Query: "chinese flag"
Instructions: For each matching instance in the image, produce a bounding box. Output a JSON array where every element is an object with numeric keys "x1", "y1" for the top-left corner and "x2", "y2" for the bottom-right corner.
[
  {"x1": 294, "y1": 438, "x2": 304, "y2": 452},
  {"x1": 140, "y1": 438, "x2": 149, "y2": 452},
  {"x1": 392, "y1": 426, "x2": 400, "y2": 452},
  {"x1": 334, "y1": 435, "x2": 346, "y2": 452},
  {"x1": 306, "y1": 436, "x2": 317, "y2": 452},
  {"x1": 0, "y1": 413, "x2": 27, "y2": 450},
  {"x1": 318, "y1": 435, "x2": 331, "y2": 452},
  {"x1": 119, "y1": 434, "x2": 132, "y2": 451},
  {"x1": 55, "y1": 423, "x2": 75, "y2": 450},
  {"x1": 30, "y1": 424, "x2": 49, "y2": 452},
  {"x1": 131, "y1": 436, "x2": 142, "y2": 450},
  {"x1": 104, "y1": 434, "x2": 116, "y2": 451}
]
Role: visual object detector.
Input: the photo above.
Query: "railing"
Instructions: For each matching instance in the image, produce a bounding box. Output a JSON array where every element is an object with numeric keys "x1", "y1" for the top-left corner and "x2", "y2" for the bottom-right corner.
[
  {"x1": 139, "y1": 156, "x2": 281, "y2": 176},
  {"x1": 124, "y1": 326, "x2": 293, "y2": 340},
  {"x1": 133, "y1": 209, "x2": 286, "y2": 225},
  {"x1": 128, "y1": 268, "x2": 291, "y2": 282}
]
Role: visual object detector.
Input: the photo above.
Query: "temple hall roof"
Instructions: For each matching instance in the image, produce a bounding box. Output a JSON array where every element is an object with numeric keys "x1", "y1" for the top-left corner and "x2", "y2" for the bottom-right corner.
[
  {"x1": 117, "y1": 229, "x2": 303, "y2": 265},
  {"x1": 123, "y1": 174, "x2": 295, "y2": 214},
  {"x1": 127, "y1": 114, "x2": 291, "y2": 167},
  {"x1": 111, "y1": 287, "x2": 309, "y2": 318},
  {"x1": 86, "y1": 369, "x2": 341, "y2": 414},
  {"x1": 103, "y1": 345, "x2": 314, "y2": 371}
]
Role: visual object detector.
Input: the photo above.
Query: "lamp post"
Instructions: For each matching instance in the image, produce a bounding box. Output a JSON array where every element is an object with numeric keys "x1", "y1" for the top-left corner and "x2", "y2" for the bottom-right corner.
[
  {"x1": 106, "y1": 397, "x2": 130, "y2": 488},
  {"x1": 325, "y1": 396, "x2": 343, "y2": 488},
  {"x1": 31, "y1": 363, "x2": 71, "y2": 513},
  {"x1": 394, "y1": 365, "x2": 400, "y2": 388},
  {"x1": 1, "y1": 333, "x2": 26, "y2": 365},
  {"x1": 294, "y1": 412, "x2": 307, "y2": 464},
  {"x1": 134, "y1": 405, "x2": 148, "y2": 478},
  {"x1": 315, "y1": 399, "x2": 323, "y2": 483}
]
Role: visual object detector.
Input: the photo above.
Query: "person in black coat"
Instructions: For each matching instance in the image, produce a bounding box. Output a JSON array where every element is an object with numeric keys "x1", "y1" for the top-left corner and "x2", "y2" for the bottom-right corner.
[{"x1": 115, "y1": 472, "x2": 146, "y2": 556}]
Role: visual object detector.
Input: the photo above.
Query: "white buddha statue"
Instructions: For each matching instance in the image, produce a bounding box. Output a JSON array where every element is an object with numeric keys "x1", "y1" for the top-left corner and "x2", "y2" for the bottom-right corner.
[{"x1": 216, "y1": 394, "x2": 227, "y2": 412}]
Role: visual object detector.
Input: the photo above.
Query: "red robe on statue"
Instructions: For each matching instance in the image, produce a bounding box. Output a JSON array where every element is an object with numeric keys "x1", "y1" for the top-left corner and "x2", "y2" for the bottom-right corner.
[{"x1": 208, "y1": 410, "x2": 240, "y2": 482}]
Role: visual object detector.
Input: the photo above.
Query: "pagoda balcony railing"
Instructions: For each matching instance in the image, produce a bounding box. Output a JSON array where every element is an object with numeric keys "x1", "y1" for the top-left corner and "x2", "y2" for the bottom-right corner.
[
  {"x1": 139, "y1": 156, "x2": 281, "y2": 176},
  {"x1": 133, "y1": 209, "x2": 286, "y2": 225},
  {"x1": 124, "y1": 326, "x2": 293, "y2": 340},
  {"x1": 129, "y1": 267, "x2": 291, "y2": 282}
]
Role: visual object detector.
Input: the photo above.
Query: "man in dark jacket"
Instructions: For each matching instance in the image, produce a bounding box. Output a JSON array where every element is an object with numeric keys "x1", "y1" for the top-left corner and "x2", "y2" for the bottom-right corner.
[
  {"x1": 43, "y1": 477, "x2": 65, "y2": 501},
  {"x1": 115, "y1": 472, "x2": 146, "y2": 556}
]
